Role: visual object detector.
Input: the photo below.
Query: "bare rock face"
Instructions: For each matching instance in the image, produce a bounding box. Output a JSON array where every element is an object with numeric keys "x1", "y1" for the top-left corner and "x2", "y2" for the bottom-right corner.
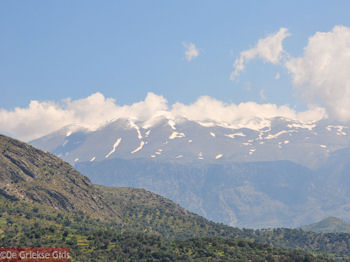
[{"x1": 0, "y1": 134, "x2": 118, "y2": 221}]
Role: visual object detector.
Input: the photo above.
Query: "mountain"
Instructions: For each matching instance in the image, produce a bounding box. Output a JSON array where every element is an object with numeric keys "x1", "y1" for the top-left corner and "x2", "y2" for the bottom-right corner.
[
  {"x1": 30, "y1": 117, "x2": 350, "y2": 169},
  {"x1": 1, "y1": 133, "x2": 350, "y2": 260},
  {"x1": 0, "y1": 134, "x2": 239, "y2": 239},
  {"x1": 78, "y1": 158, "x2": 319, "y2": 228},
  {"x1": 301, "y1": 217, "x2": 350, "y2": 233},
  {"x1": 0, "y1": 134, "x2": 116, "y2": 221},
  {"x1": 30, "y1": 116, "x2": 350, "y2": 228},
  {"x1": 76, "y1": 155, "x2": 350, "y2": 228}
]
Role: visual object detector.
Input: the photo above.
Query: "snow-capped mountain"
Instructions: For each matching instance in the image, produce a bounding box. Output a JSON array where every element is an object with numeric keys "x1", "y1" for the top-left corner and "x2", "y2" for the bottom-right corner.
[
  {"x1": 31, "y1": 116, "x2": 349, "y2": 169},
  {"x1": 30, "y1": 116, "x2": 350, "y2": 228}
]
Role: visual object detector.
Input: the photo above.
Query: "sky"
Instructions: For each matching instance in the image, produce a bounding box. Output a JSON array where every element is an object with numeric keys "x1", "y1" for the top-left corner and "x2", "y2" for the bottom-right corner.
[{"x1": 1, "y1": 1, "x2": 350, "y2": 141}]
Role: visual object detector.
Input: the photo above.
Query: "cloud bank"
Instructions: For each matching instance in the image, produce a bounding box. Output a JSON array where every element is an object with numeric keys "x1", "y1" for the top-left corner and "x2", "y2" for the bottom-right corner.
[
  {"x1": 0, "y1": 93, "x2": 326, "y2": 142},
  {"x1": 230, "y1": 28, "x2": 290, "y2": 80},
  {"x1": 183, "y1": 42, "x2": 200, "y2": 61},
  {"x1": 232, "y1": 25, "x2": 350, "y2": 122},
  {"x1": 286, "y1": 25, "x2": 350, "y2": 122}
]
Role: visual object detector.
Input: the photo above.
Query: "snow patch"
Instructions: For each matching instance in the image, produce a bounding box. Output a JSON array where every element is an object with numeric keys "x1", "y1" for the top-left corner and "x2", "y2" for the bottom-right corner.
[
  {"x1": 215, "y1": 154, "x2": 223, "y2": 159},
  {"x1": 210, "y1": 132, "x2": 216, "y2": 137},
  {"x1": 198, "y1": 152, "x2": 204, "y2": 160},
  {"x1": 265, "y1": 130, "x2": 292, "y2": 139},
  {"x1": 287, "y1": 122, "x2": 315, "y2": 130},
  {"x1": 320, "y1": 144, "x2": 327, "y2": 148},
  {"x1": 90, "y1": 156, "x2": 96, "y2": 162},
  {"x1": 66, "y1": 131, "x2": 72, "y2": 137},
  {"x1": 176, "y1": 155, "x2": 183, "y2": 158},
  {"x1": 151, "y1": 155, "x2": 156, "y2": 158},
  {"x1": 169, "y1": 132, "x2": 185, "y2": 139},
  {"x1": 131, "y1": 141, "x2": 145, "y2": 154},
  {"x1": 155, "y1": 148, "x2": 163, "y2": 155},
  {"x1": 198, "y1": 118, "x2": 273, "y2": 131},
  {"x1": 168, "y1": 120, "x2": 176, "y2": 130},
  {"x1": 224, "y1": 132, "x2": 246, "y2": 139},
  {"x1": 129, "y1": 120, "x2": 142, "y2": 139},
  {"x1": 198, "y1": 121, "x2": 215, "y2": 127},
  {"x1": 327, "y1": 125, "x2": 347, "y2": 136},
  {"x1": 145, "y1": 130, "x2": 151, "y2": 137},
  {"x1": 188, "y1": 139, "x2": 192, "y2": 143},
  {"x1": 74, "y1": 158, "x2": 79, "y2": 162},
  {"x1": 105, "y1": 138, "x2": 122, "y2": 158},
  {"x1": 249, "y1": 148, "x2": 256, "y2": 155},
  {"x1": 284, "y1": 140, "x2": 289, "y2": 144}
]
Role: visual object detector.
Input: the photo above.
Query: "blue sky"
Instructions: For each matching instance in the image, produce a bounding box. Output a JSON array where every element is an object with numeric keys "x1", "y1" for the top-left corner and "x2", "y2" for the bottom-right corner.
[
  {"x1": 1, "y1": 1, "x2": 350, "y2": 141},
  {"x1": 1, "y1": 0, "x2": 348, "y2": 108}
]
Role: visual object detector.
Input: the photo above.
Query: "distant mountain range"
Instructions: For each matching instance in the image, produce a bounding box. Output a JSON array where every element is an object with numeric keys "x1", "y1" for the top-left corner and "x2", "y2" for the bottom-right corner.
[
  {"x1": 31, "y1": 116, "x2": 350, "y2": 169},
  {"x1": 30, "y1": 116, "x2": 350, "y2": 228}
]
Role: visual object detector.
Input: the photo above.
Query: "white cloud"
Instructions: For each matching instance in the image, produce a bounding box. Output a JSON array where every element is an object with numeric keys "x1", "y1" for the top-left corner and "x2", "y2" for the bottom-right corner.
[
  {"x1": 0, "y1": 93, "x2": 326, "y2": 142},
  {"x1": 183, "y1": 42, "x2": 200, "y2": 62},
  {"x1": 285, "y1": 25, "x2": 350, "y2": 122},
  {"x1": 0, "y1": 92, "x2": 169, "y2": 142},
  {"x1": 230, "y1": 28, "x2": 290, "y2": 80},
  {"x1": 171, "y1": 96, "x2": 325, "y2": 130},
  {"x1": 231, "y1": 25, "x2": 350, "y2": 122}
]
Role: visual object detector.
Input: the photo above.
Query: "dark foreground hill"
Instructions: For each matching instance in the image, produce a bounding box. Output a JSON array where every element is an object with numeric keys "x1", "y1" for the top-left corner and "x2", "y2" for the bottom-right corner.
[
  {"x1": 0, "y1": 134, "x2": 116, "y2": 221},
  {"x1": 0, "y1": 134, "x2": 346, "y2": 261},
  {"x1": 0, "y1": 190, "x2": 333, "y2": 261}
]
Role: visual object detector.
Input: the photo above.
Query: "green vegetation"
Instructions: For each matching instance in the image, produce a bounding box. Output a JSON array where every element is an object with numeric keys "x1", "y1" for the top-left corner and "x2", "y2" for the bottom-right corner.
[
  {"x1": 0, "y1": 196, "x2": 331, "y2": 261},
  {"x1": 95, "y1": 185, "x2": 243, "y2": 240},
  {"x1": 301, "y1": 217, "x2": 350, "y2": 234},
  {"x1": 0, "y1": 188, "x2": 342, "y2": 261}
]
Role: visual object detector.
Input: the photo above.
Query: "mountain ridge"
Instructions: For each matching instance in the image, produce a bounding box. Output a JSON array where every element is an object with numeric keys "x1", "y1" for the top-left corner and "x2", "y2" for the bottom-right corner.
[{"x1": 30, "y1": 116, "x2": 350, "y2": 169}]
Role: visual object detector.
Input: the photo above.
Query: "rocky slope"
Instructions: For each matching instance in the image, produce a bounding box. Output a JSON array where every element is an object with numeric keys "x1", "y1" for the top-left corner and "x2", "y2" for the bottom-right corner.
[{"x1": 0, "y1": 134, "x2": 117, "y2": 221}]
